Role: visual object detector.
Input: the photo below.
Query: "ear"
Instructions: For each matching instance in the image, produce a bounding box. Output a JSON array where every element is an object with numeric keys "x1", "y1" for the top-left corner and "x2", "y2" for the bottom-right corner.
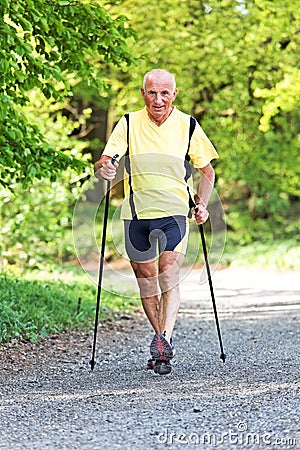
[{"x1": 173, "y1": 88, "x2": 178, "y2": 100}]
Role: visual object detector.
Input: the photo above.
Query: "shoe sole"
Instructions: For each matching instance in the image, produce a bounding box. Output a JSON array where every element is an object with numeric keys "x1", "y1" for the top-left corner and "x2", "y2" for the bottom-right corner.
[
  {"x1": 150, "y1": 334, "x2": 174, "y2": 361},
  {"x1": 153, "y1": 360, "x2": 172, "y2": 375}
]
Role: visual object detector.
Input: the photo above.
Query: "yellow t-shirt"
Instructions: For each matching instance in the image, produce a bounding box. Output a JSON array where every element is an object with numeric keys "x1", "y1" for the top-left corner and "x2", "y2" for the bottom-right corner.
[{"x1": 103, "y1": 107, "x2": 218, "y2": 219}]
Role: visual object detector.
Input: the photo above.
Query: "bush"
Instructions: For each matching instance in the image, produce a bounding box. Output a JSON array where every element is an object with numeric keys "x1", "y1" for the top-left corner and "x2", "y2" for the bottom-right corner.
[{"x1": 0, "y1": 178, "x2": 79, "y2": 271}]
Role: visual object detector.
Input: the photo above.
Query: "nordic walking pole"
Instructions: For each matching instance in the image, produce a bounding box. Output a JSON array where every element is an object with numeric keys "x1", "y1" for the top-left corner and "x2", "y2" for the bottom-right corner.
[
  {"x1": 90, "y1": 154, "x2": 119, "y2": 371},
  {"x1": 194, "y1": 204, "x2": 226, "y2": 363}
]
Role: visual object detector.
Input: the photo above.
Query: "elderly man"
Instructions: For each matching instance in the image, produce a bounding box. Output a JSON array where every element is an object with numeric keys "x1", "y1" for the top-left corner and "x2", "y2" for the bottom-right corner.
[{"x1": 94, "y1": 69, "x2": 218, "y2": 375}]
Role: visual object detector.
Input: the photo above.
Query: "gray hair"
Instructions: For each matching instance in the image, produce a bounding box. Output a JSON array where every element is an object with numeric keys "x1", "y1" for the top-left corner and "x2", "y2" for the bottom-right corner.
[{"x1": 143, "y1": 69, "x2": 176, "y2": 90}]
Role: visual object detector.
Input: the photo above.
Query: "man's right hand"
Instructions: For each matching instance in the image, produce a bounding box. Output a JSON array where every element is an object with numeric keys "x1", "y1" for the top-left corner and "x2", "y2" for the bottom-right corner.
[{"x1": 94, "y1": 156, "x2": 119, "y2": 180}]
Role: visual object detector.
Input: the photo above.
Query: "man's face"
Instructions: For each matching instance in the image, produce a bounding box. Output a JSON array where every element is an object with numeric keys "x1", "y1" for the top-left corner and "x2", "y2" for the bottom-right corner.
[{"x1": 141, "y1": 72, "x2": 178, "y2": 125}]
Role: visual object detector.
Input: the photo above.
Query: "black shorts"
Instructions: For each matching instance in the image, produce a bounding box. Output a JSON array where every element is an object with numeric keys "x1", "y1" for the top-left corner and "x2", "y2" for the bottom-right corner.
[{"x1": 124, "y1": 215, "x2": 189, "y2": 262}]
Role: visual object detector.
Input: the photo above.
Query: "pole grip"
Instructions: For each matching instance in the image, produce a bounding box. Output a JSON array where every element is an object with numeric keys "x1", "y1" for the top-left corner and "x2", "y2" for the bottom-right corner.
[{"x1": 111, "y1": 154, "x2": 119, "y2": 166}]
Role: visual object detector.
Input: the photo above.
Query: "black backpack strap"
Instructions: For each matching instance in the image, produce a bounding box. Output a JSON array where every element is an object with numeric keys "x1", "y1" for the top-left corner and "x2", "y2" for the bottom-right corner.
[
  {"x1": 184, "y1": 116, "x2": 196, "y2": 173},
  {"x1": 124, "y1": 113, "x2": 137, "y2": 219},
  {"x1": 187, "y1": 116, "x2": 196, "y2": 154},
  {"x1": 124, "y1": 113, "x2": 130, "y2": 156},
  {"x1": 185, "y1": 116, "x2": 197, "y2": 210}
]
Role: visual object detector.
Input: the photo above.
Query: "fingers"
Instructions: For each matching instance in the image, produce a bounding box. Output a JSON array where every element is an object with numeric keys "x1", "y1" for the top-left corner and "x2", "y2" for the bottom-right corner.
[
  {"x1": 194, "y1": 205, "x2": 209, "y2": 224},
  {"x1": 100, "y1": 160, "x2": 118, "y2": 180},
  {"x1": 95, "y1": 159, "x2": 119, "y2": 180}
]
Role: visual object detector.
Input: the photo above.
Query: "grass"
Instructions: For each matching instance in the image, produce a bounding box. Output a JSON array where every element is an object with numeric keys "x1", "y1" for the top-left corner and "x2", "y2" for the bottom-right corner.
[
  {"x1": 220, "y1": 237, "x2": 300, "y2": 270},
  {"x1": 0, "y1": 270, "x2": 139, "y2": 344}
]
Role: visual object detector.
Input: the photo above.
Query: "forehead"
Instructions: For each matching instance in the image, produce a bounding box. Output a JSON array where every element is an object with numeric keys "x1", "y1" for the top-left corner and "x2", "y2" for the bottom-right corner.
[{"x1": 145, "y1": 73, "x2": 175, "y2": 91}]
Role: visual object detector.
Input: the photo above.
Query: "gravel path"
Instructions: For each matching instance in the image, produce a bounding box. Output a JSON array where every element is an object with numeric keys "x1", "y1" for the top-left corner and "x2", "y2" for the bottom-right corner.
[{"x1": 0, "y1": 267, "x2": 299, "y2": 450}]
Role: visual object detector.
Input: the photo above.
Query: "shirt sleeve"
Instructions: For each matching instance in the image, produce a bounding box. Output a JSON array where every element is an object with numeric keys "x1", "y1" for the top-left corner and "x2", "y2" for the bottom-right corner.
[
  {"x1": 102, "y1": 115, "x2": 128, "y2": 159},
  {"x1": 188, "y1": 122, "x2": 219, "y2": 168}
]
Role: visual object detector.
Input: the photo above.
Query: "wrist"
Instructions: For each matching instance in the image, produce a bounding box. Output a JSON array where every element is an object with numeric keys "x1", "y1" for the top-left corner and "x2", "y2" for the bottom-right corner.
[
  {"x1": 94, "y1": 161, "x2": 102, "y2": 172},
  {"x1": 197, "y1": 200, "x2": 207, "y2": 208}
]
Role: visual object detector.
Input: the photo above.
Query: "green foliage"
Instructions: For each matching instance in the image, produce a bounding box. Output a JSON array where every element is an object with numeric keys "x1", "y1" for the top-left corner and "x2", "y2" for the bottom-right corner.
[
  {"x1": 0, "y1": 178, "x2": 122, "y2": 272},
  {"x1": 0, "y1": 0, "x2": 136, "y2": 188},
  {"x1": 0, "y1": 95, "x2": 85, "y2": 188},
  {"x1": 1, "y1": 84, "x2": 93, "y2": 189},
  {"x1": 0, "y1": 271, "x2": 139, "y2": 344},
  {"x1": 0, "y1": 85, "x2": 94, "y2": 272},
  {"x1": 0, "y1": 178, "x2": 78, "y2": 271}
]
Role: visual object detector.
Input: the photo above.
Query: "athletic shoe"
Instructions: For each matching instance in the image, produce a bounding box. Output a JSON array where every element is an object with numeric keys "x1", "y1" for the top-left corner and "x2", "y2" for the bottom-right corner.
[
  {"x1": 150, "y1": 333, "x2": 174, "y2": 361},
  {"x1": 147, "y1": 358, "x2": 155, "y2": 370},
  {"x1": 147, "y1": 357, "x2": 172, "y2": 375},
  {"x1": 153, "y1": 359, "x2": 172, "y2": 375}
]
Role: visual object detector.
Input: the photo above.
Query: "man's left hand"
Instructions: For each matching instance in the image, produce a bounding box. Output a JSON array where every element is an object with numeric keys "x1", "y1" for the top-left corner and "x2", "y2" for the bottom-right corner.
[{"x1": 194, "y1": 204, "x2": 209, "y2": 224}]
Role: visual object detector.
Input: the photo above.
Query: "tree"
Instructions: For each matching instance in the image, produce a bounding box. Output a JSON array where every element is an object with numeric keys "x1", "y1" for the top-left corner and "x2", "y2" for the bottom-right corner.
[{"x1": 0, "y1": 0, "x2": 136, "y2": 188}]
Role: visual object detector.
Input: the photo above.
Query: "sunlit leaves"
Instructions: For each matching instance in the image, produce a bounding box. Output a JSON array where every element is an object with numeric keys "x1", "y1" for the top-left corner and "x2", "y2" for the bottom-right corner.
[
  {"x1": 255, "y1": 69, "x2": 300, "y2": 132},
  {"x1": 0, "y1": 0, "x2": 136, "y2": 188}
]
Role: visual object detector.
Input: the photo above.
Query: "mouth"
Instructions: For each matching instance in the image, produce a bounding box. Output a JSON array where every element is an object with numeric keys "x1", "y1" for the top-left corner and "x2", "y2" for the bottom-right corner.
[{"x1": 152, "y1": 105, "x2": 165, "y2": 113}]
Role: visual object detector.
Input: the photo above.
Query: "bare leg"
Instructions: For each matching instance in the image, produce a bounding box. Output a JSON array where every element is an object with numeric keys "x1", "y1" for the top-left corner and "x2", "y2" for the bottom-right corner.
[
  {"x1": 158, "y1": 251, "x2": 185, "y2": 342},
  {"x1": 131, "y1": 251, "x2": 184, "y2": 340},
  {"x1": 130, "y1": 259, "x2": 160, "y2": 333}
]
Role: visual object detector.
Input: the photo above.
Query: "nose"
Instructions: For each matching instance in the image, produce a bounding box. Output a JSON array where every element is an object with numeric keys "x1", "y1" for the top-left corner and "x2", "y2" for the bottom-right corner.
[{"x1": 153, "y1": 93, "x2": 163, "y2": 103}]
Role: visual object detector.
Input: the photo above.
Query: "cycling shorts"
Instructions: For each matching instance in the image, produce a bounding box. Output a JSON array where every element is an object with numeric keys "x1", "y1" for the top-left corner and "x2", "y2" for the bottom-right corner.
[{"x1": 124, "y1": 215, "x2": 189, "y2": 262}]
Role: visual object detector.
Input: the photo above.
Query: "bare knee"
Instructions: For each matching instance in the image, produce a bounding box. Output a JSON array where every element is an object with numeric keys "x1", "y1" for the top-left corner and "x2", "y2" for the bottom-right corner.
[
  {"x1": 158, "y1": 264, "x2": 180, "y2": 292},
  {"x1": 131, "y1": 260, "x2": 159, "y2": 297},
  {"x1": 159, "y1": 268, "x2": 180, "y2": 292},
  {"x1": 158, "y1": 252, "x2": 184, "y2": 292}
]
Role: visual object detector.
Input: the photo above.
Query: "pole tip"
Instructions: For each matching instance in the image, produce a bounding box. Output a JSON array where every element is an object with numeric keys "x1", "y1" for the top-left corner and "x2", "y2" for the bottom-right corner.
[
  {"x1": 220, "y1": 353, "x2": 226, "y2": 363},
  {"x1": 90, "y1": 359, "x2": 96, "y2": 371}
]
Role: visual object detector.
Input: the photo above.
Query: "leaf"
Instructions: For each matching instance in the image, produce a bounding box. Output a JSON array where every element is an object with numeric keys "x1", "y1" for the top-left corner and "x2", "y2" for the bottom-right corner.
[
  {"x1": 17, "y1": 15, "x2": 33, "y2": 31},
  {"x1": 39, "y1": 17, "x2": 49, "y2": 33}
]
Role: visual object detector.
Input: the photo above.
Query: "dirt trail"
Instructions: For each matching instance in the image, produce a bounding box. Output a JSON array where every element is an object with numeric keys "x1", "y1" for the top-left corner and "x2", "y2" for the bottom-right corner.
[{"x1": 0, "y1": 267, "x2": 299, "y2": 449}]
